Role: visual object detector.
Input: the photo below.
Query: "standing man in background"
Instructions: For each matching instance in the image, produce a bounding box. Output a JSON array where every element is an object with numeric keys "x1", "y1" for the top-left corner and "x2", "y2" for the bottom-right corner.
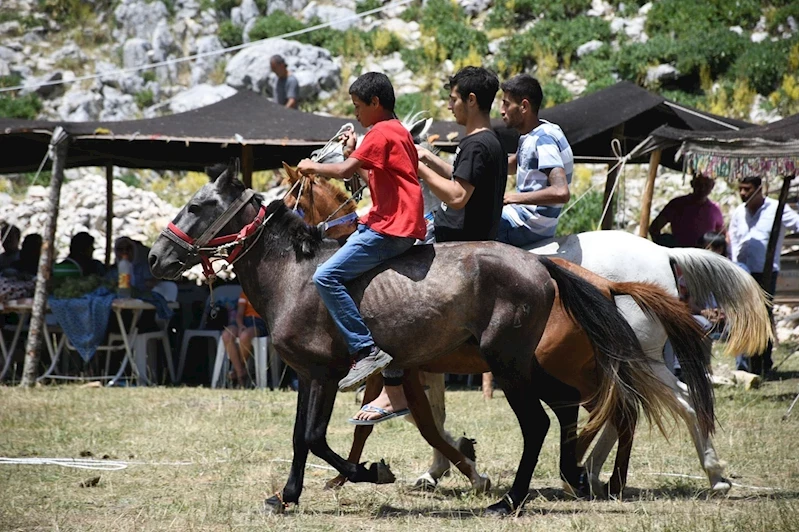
[
  {"x1": 270, "y1": 55, "x2": 299, "y2": 109},
  {"x1": 729, "y1": 175, "x2": 799, "y2": 375}
]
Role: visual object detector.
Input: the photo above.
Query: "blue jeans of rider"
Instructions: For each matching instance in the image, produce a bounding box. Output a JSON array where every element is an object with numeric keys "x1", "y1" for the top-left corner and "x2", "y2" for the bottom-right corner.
[{"x1": 313, "y1": 224, "x2": 415, "y2": 355}]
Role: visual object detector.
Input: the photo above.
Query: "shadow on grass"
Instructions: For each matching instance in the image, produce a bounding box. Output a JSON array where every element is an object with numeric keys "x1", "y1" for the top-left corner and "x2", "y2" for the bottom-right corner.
[{"x1": 767, "y1": 370, "x2": 799, "y2": 380}]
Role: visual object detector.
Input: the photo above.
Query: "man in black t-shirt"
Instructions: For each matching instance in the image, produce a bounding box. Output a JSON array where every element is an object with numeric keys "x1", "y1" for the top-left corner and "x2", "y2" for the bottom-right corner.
[{"x1": 350, "y1": 66, "x2": 508, "y2": 424}]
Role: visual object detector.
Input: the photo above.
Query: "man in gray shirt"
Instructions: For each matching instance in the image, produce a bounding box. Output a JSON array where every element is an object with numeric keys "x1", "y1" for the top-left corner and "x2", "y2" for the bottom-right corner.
[{"x1": 270, "y1": 55, "x2": 299, "y2": 109}]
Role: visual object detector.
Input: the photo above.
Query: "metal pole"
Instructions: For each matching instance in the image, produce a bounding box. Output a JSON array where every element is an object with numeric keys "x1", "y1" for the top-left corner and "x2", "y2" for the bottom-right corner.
[{"x1": 20, "y1": 128, "x2": 69, "y2": 387}]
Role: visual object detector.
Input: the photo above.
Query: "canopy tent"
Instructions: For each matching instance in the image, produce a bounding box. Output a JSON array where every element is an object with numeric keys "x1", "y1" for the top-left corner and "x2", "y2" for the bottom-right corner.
[{"x1": 0, "y1": 90, "x2": 363, "y2": 174}]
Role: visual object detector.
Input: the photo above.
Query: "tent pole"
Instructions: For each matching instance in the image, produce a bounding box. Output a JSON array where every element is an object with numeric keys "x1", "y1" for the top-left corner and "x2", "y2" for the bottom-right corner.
[
  {"x1": 638, "y1": 149, "x2": 661, "y2": 237},
  {"x1": 105, "y1": 164, "x2": 113, "y2": 267},
  {"x1": 20, "y1": 129, "x2": 70, "y2": 388},
  {"x1": 241, "y1": 145, "x2": 253, "y2": 188},
  {"x1": 601, "y1": 124, "x2": 625, "y2": 230},
  {"x1": 761, "y1": 175, "x2": 792, "y2": 293}
]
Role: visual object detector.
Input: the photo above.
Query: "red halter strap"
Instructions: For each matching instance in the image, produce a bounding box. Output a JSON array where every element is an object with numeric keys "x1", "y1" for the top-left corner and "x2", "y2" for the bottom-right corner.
[{"x1": 161, "y1": 189, "x2": 266, "y2": 280}]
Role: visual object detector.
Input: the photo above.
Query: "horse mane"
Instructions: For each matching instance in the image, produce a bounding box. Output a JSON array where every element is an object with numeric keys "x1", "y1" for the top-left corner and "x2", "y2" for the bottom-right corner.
[
  {"x1": 314, "y1": 177, "x2": 353, "y2": 206},
  {"x1": 264, "y1": 200, "x2": 324, "y2": 259}
]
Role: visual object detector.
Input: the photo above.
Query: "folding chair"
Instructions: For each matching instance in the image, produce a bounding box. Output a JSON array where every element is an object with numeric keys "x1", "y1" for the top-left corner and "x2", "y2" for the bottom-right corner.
[
  {"x1": 176, "y1": 284, "x2": 241, "y2": 384},
  {"x1": 133, "y1": 281, "x2": 178, "y2": 384}
]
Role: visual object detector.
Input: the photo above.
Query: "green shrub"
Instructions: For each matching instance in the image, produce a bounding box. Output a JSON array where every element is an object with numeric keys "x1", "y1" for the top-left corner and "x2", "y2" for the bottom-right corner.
[
  {"x1": 400, "y1": 47, "x2": 427, "y2": 73},
  {"x1": 395, "y1": 92, "x2": 439, "y2": 119},
  {"x1": 249, "y1": 11, "x2": 306, "y2": 41},
  {"x1": 0, "y1": 75, "x2": 42, "y2": 119},
  {"x1": 218, "y1": 19, "x2": 243, "y2": 47},
  {"x1": 541, "y1": 81, "x2": 572, "y2": 107},
  {"x1": 767, "y1": 3, "x2": 799, "y2": 32},
  {"x1": 613, "y1": 35, "x2": 679, "y2": 84},
  {"x1": 142, "y1": 70, "x2": 157, "y2": 83},
  {"x1": 134, "y1": 89, "x2": 154, "y2": 108},
  {"x1": 213, "y1": 0, "x2": 240, "y2": 16},
  {"x1": 487, "y1": 0, "x2": 591, "y2": 28},
  {"x1": 556, "y1": 189, "x2": 603, "y2": 236},
  {"x1": 356, "y1": 0, "x2": 381, "y2": 13},
  {"x1": 734, "y1": 38, "x2": 795, "y2": 94},
  {"x1": 646, "y1": 0, "x2": 762, "y2": 38}
]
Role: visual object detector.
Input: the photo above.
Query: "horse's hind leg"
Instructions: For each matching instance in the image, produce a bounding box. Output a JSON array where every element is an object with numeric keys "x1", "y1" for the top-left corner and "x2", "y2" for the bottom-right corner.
[
  {"x1": 403, "y1": 369, "x2": 490, "y2": 491},
  {"x1": 607, "y1": 416, "x2": 636, "y2": 498},
  {"x1": 535, "y1": 368, "x2": 588, "y2": 497},
  {"x1": 485, "y1": 371, "x2": 551, "y2": 516},
  {"x1": 408, "y1": 372, "x2": 458, "y2": 489},
  {"x1": 581, "y1": 422, "x2": 618, "y2": 497},
  {"x1": 325, "y1": 374, "x2": 383, "y2": 490}
]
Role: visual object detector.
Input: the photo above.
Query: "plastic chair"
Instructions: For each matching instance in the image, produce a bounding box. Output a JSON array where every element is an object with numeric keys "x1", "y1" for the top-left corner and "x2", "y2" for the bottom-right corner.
[
  {"x1": 176, "y1": 284, "x2": 241, "y2": 384},
  {"x1": 133, "y1": 281, "x2": 178, "y2": 384},
  {"x1": 211, "y1": 334, "x2": 270, "y2": 389}
]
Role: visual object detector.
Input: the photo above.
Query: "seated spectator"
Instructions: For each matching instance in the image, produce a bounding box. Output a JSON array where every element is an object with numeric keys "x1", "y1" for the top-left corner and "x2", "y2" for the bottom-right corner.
[
  {"x1": 8, "y1": 234, "x2": 42, "y2": 277},
  {"x1": 0, "y1": 223, "x2": 21, "y2": 270},
  {"x1": 649, "y1": 172, "x2": 724, "y2": 248},
  {"x1": 105, "y1": 237, "x2": 156, "y2": 292},
  {"x1": 221, "y1": 291, "x2": 268, "y2": 388},
  {"x1": 56, "y1": 232, "x2": 105, "y2": 277}
]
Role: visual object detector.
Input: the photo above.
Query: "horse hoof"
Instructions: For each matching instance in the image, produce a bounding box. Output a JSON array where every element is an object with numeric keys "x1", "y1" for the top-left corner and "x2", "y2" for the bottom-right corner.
[
  {"x1": 371, "y1": 459, "x2": 396, "y2": 484},
  {"x1": 484, "y1": 498, "x2": 514, "y2": 517},
  {"x1": 455, "y1": 436, "x2": 477, "y2": 462},
  {"x1": 561, "y1": 469, "x2": 591, "y2": 499},
  {"x1": 263, "y1": 495, "x2": 288, "y2": 515},
  {"x1": 711, "y1": 479, "x2": 732, "y2": 494},
  {"x1": 412, "y1": 473, "x2": 438, "y2": 491},
  {"x1": 325, "y1": 475, "x2": 347, "y2": 490},
  {"x1": 472, "y1": 474, "x2": 491, "y2": 493},
  {"x1": 587, "y1": 474, "x2": 605, "y2": 499}
]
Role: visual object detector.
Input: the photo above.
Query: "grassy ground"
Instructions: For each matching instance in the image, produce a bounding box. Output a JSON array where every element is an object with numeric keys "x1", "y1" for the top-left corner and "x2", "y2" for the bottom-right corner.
[{"x1": 2, "y1": 353, "x2": 799, "y2": 531}]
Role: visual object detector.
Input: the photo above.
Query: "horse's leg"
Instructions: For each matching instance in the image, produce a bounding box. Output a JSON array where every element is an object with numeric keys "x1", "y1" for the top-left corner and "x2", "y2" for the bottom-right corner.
[
  {"x1": 264, "y1": 375, "x2": 311, "y2": 513},
  {"x1": 654, "y1": 363, "x2": 730, "y2": 493},
  {"x1": 325, "y1": 374, "x2": 383, "y2": 489},
  {"x1": 534, "y1": 367, "x2": 588, "y2": 497},
  {"x1": 607, "y1": 417, "x2": 636, "y2": 498},
  {"x1": 484, "y1": 371, "x2": 550, "y2": 516},
  {"x1": 581, "y1": 422, "x2": 618, "y2": 498},
  {"x1": 403, "y1": 369, "x2": 490, "y2": 491},
  {"x1": 410, "y1": 372, "x2": 458, "y2": 489}
]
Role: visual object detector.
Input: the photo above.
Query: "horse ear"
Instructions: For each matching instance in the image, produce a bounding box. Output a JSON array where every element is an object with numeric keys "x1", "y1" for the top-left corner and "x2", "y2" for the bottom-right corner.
[
  {"x1": 282, "y1": 161, "x2": 299, "y2": 183},
  {"x1": 408, "y1": 117, "x2": 433, "y2": 144}
]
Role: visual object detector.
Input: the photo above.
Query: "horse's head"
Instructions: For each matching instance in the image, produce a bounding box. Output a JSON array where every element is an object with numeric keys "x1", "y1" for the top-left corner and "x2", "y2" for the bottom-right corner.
[
  {"x1": 149, "y1": 159, "x2": 261, "y2": 280},
  {"x1": 280, "y1": 162, "x2": 359, "y2": 240}
]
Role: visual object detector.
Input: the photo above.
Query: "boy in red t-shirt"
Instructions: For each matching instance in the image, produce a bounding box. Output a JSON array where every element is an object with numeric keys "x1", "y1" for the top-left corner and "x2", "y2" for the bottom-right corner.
[{"x1": 297, "y1": 72, "x2": 426, "y2": 392}]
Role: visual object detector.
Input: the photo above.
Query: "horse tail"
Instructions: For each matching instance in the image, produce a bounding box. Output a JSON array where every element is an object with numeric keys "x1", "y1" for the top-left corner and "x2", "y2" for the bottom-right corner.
[
  {"x1": 538, "y1": 257, "x2": 681, "y2": 438},
  {"x1": 667, "y1": 248, "x2": 772, "y2": 357},
  {"x1": 610, "y1": 281, "x2": 715, "y2": 438}
]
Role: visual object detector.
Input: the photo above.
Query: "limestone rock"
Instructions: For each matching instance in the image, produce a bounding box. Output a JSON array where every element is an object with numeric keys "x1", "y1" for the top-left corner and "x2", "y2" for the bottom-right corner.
[{"x1": 168, "y1": 83, "x2": 237, "y2": 113}]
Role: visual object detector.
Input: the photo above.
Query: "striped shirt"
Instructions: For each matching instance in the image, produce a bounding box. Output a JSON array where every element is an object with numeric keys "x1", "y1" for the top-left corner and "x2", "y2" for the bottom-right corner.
[{"x1": 502, "y1": 120, "x2": 573, "y2": 239}]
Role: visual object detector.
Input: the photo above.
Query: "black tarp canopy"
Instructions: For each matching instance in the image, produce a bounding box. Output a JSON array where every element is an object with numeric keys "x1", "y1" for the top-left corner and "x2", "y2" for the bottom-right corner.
[
  {"x1": 428, "y1": 81, "x2": 752, "y2": 169},
  {"x1": 0, "y1": 90, "x2": 363, "y2": 173}
]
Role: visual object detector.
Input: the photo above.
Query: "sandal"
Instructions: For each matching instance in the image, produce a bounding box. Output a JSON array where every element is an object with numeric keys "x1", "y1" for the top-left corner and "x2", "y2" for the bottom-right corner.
[{"x1": 348, "y1": 405, "x2": 410, "y2": 425}]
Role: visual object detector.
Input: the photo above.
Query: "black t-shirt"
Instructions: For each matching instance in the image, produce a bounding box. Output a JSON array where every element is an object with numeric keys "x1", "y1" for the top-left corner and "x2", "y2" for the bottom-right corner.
[{"x1": 433, "y1": 129, "x2": 508, "y2": 242}]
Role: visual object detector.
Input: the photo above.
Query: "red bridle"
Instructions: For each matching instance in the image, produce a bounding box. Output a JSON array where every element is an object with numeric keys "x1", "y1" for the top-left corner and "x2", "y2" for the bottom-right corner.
[{"x1": 162, "y1": 189, "x2": 267, "y2": 281}]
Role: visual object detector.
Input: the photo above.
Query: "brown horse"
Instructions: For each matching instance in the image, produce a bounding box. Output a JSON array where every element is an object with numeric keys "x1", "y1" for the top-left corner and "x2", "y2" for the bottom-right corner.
[
  {"x1": 279, "y1": 164, "x2": 715, "y2": 501},
  {"x1": 149, "y1": 161, "x2": 695, "y2": 516}
]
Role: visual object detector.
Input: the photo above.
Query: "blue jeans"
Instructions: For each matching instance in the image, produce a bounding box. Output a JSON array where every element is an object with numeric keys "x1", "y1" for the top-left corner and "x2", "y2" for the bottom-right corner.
[
  {"x1": 496, "y1": 215, "x2": 551, "y2": 247},
  {"x1": 313, "y1": 224, "x2": 415, "y2": 354}
]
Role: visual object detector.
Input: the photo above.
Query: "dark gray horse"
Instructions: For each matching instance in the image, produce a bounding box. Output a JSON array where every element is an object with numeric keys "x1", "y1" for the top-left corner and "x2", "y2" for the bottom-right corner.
[{"x1": 148, "y1": 162, "x2": 667, "y2": 515}]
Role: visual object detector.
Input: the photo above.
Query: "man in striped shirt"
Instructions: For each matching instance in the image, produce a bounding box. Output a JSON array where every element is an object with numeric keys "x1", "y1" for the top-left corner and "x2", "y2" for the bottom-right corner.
[{"x1": 498, "y1": 74, "x2": 573, "y2": 247}]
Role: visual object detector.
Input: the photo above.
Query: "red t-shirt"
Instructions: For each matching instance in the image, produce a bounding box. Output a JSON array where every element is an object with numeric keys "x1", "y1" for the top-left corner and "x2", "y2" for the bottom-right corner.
[{"x1": 350, "y1": 119, "x2": 426, "y2": 240}]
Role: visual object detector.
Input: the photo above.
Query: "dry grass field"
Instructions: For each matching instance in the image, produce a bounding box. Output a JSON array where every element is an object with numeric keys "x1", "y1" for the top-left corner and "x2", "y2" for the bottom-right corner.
[{"x1": 2, "y1": 352, "x2": 799, "y2": 531}]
